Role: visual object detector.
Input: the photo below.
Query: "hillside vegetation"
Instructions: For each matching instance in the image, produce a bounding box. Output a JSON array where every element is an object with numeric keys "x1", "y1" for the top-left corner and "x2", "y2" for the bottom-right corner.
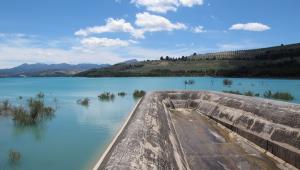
[{"x1": 76, "y1": 43, "x2": 300, "y2": 78}]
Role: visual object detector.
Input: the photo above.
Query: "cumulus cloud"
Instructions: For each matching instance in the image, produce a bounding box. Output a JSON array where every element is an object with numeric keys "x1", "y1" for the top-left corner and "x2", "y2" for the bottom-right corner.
[
  {"x1": 192, "y1": 25, "x2": 206, "y2": 33},
  {"x1": 80, "y1": 37, "x2": 131, "y2": 47},
  {"x1": 131, "y1": 0, "x2": 203, "y2": 13},
  {"x1": 75, "y1": 18, "x2": 144, "y2": 39},
  {"x1": 229, "y1": 23, "x2": 270, "y2": 32},
  {"x1": 135, "y1": 12, "x2": 187, "y2": 32},
  {"x1": 75, "y1": 13, "x2": 187, "y2": 40},
  {"x1": 179, "y1": 0, "x2": 203, "y2": 7}
]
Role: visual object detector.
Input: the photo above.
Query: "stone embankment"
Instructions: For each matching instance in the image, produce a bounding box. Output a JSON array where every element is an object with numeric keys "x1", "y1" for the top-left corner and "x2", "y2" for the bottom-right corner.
[{"x1": 95, "y1": 91, "x2": 300, "y2": 170}]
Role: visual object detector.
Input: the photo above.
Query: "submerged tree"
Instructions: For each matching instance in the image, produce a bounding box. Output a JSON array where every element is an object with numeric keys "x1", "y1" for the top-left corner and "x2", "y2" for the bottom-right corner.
[
  {"x1": 223, "y1": 79, "x2": 233, "y2": 86},
  {"x1": 118, "y1": 92, "x2": 127, "y2": 97},
  {"x1": 77, "y1": 98, "x2": 90, "y2": 107},
  {"x1": 264, "y1": 90, "x2": 294, "y2": 101},
  {"x1": 0, "y1": 100, "x2": 13, "y2": 116},
  {"x1": 184, "y1": 79, "x2": 195, "y2": 90},
  {"x1": 12, "y1": 93, "x2": 55, "y2": 126},
  {"x1": 98, "y1": 92, "x2": 115, "y2": 102},
  {"x1": 133, "y1": 90, "x2": 146, "y2": 99},
  {"x1": 8, "y1": 149, "x2": 21, "y2": 165}
]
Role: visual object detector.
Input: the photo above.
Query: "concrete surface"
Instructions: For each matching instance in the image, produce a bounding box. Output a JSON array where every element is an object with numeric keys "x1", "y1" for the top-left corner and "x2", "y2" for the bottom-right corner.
[{"x1": 95, "y1": 91, "x2": 300, "y2": 170}]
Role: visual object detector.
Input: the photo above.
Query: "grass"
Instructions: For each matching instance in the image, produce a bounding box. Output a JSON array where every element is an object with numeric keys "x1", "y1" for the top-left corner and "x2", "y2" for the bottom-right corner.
[
  {"x1": 133, "y1": 90, "x2": 146, "y2": 99},
  {"x1": 264, "y1": 90, "x2": 294, "y2": 101},
  {"x1": 223, "y1": 90, "x2": 294, "y2": 101},
  {"x1": 77, "y1": 98, "x2": 90, "y2": 107},
  {"x1": 9, "y1": 149, "x2": 21, "y2": 164},
  {"x1": 244, "y1": 91, "x2": 260, "y2": 97},
  {"x1": 184, "y1": 79, "x2": 195, "y2": 89},
  {"x1": 1, "y1": 99, "x2": 11, "y2": 111},
  {"x1": 223, "y1": 90, "x2": 242, "y2": 95},
  {"x1": 184, "y1": 79, "x2": 195, "y2": 85},
  {"x1": 223, "y1": 90, "x2": 259, "y2": 97},
  {"x1": 117, "y1": 92, "x2": 127, "y2": 97},
  {"x1": 223, "y1": 79, "x2": 233, "y2": 86},
  {"x1": 11, "y1": 93, "x2": 55, "y2": 126},
  {"x1": 98, "y1": 92, "x2": 115, "y2": 101}
]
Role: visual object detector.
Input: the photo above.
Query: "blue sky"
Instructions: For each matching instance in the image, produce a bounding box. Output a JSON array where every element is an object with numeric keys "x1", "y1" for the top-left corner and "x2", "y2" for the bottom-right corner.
[{"x1": 0, "y1": 0, "x2": 299, "y2": 68}]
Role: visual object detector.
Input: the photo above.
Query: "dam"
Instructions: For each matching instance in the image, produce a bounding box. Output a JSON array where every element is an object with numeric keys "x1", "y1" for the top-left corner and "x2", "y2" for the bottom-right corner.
[{"x1": 94, "y1": 91, "x2": 300, "y2": 170}]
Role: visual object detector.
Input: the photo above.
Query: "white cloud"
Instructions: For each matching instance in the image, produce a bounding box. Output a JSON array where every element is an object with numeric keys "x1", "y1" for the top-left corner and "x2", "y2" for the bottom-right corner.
[
  {"x1": 75, "y1": 18, "x2": 144, "y2": 39},
  {"x1": 131, "y1": 0, "x2": 203, "y2": 13},
  {"x1": 75, "y1": 13, "x2": 187, "y2": 41},
  {"x1": 229, "y1": 23, "x2": 270, "y2": 32},
  {"x1": 135, "y1": 12, "x2": 187, "y2": 32},
  {"x1": 80, "y1": 37, "x2": 130, "y2": 47},
  {"x1": 192, "y1": 25, "x2": 206, "y2": 33},
  {"x1": 179, "y1": 0, "x2": 203, "y2": 7}
]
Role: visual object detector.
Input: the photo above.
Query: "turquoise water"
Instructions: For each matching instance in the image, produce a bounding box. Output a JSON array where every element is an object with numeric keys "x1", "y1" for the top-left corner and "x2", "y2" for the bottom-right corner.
[{"x1": 0, "y1": 77, "x2": 299, "y2": 170}]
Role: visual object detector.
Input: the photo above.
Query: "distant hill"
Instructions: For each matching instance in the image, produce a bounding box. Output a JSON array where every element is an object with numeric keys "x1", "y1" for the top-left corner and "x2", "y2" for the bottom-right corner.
[
  {"x1": 76, "y1": 43, "x2": 300, "y2": 78},
  {"x1": 118, "y1": 59, "x2": 138, "y2": 64},
  {"x1": 0, "y1": 63, "x2": 110, "y2": 77}
]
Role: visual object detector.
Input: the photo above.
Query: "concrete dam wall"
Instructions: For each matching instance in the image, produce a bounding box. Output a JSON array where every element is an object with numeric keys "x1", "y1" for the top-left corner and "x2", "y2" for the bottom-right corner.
[{"x1": 95, "y1": 91, "x2": 300, "y2": 170}]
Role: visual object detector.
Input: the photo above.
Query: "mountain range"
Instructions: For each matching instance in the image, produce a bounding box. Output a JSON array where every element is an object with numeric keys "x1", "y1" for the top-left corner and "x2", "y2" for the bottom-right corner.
[{"x1": 0, "y1": 63, "x2": 110, "y2": 77}]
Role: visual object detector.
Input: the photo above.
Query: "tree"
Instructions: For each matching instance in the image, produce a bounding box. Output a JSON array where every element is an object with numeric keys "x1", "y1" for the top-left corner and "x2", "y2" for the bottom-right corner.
[
  {"x1": 166, "y1": 56, "x2": 170, "y2": 60},
  {"x1": 160, "y1": 56, "x2": 164, "y2": 60}
]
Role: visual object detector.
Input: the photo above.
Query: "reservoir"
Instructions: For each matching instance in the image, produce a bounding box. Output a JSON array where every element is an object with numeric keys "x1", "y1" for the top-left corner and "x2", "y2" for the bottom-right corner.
[{"x1": 0, "y1": 77, "x2": 299, "y2": 170}]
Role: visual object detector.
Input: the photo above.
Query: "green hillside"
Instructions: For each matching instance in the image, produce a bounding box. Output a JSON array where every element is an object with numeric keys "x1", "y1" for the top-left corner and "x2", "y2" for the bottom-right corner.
[{"x1": 76, "y1": 43, "x2": 300, "y2": 78}]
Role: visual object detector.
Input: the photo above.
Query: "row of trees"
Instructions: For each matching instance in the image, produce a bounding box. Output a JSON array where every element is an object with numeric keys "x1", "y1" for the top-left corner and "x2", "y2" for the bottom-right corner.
[{"x1": 160, "y1": 56, "x2": 189, "y2": 61}]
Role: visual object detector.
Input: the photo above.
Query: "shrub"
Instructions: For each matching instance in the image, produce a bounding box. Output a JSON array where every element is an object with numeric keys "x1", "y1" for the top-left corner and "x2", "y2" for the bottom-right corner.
[
  {"x1": 184, "y1": 79, "x2": 195, "y2": 85},
  {"x1": 36, "y1": 92, "x2": 45, "y2": 99},
  {"x1": 12, "y1": 94, "x2": 55, "y2": 126},
  {"x1": 98, "y1": 92, "x2": 115, "y2": 101},
  {"x1": 263, "y1": 90, "x2": 272, "y2": 98},
  {"x1": 133, "y1": 90, "x2": 146, "y2": 99},
  {"x1": 117, "y1": 92, "x2": 127, "y2": 97},
  {"x1": 223, "y1": 79, "x2": 233, "y2": 86},
  {"x1": 77, "y1": 98, "x2": 90, "y2": 107},
  {"x1": 223, "y1": 90, "x2": 242, "y2": 95},
  {"x1": 184, "y1": 79, "x2": 195, "y2": 89},
  {"x1": 271, "y1": 92, "x2": 294, "y2": 101},
  {"x1": 1, "y1": 99, "x2": 11, "y2": 111},
  {"x1": 9, "y1": 149, "x2": 21, "y2": 164},
  {"x1": 263, "y1": 90, "x2": 294, "y2": 101},
  {"x1": 244, "y1": 91, "x2": 254, "y2": 96}
]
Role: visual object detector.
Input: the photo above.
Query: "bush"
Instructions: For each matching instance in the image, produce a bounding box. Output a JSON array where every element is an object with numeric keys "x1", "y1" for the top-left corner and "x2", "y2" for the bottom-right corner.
[
  {"x1": 244, "y1": 91, "x2": 254, "y2": 96},
  {"x1": 263, "y1": 90, "x2": 272, "y2": 98},
  {"x1": 36, "y1": 92, "x2": 45, "y2": 99},
  {"x1": 184, "y1": 79, "x2": 195, "y2": 85},
  {"x1": 12, "y1": 94, "x2": 55, "y2": 126},
  {"x1": 9, "y1": 149, "x2": 21, "y2": 164},
  {"x1": 133, "y1": 90, "x2": 146, "y2": 99},
  {"x1": 98, "y1": 92, "x2": 115, "y2": 101},
  {"x1": 77, "y1": 98, "x2": 90, "y2": 107},
  {"x1": 117, "y1": 92, "x2": 127, "y2": 97},
  {"x1": 263, "y1": 90, "x2": 294, "y2": 101},
  {"x1": 223, "y1": 79, "x2": 233, "y2": 86},
  {"x1": 223, "y1": 90, "x2": 242, "y2": 95},
  {"x1": 0, "y1": 100, "x2": 11, "y2": 113}
]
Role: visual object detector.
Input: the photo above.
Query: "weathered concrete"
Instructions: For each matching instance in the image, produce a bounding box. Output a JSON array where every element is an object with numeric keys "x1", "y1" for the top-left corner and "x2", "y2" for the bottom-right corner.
[{"x1": 95, "y1": 91, "x2": 300, "y2": 170}]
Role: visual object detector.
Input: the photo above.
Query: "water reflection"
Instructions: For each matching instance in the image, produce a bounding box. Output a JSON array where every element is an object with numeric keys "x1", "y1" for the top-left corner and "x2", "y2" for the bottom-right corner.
[{"x1": 13, "y1": 123, "x2": 47, "y2": 141}]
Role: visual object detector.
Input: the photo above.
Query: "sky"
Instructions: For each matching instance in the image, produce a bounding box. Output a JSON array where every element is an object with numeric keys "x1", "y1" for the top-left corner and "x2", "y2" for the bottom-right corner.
[{"x1": 0, "y1": 0, "x2": 299, "y2": 68}]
